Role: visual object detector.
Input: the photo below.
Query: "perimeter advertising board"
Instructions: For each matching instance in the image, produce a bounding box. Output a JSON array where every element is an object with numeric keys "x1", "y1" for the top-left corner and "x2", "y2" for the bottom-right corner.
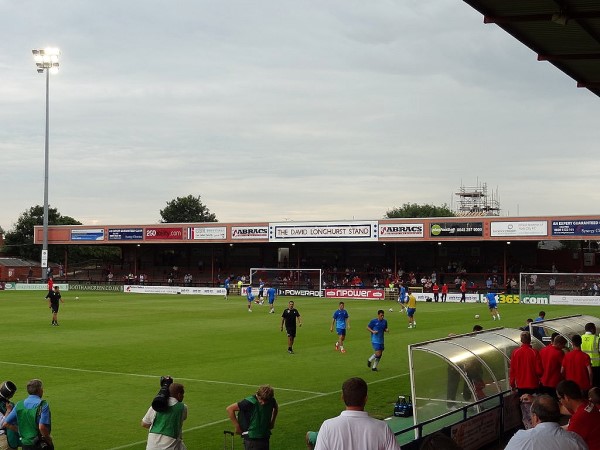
[
  {"x1": 430, "y1": 222, "x2": 483, "y2": 238},
  {"x1": 552, "y1": 219, "x2": 600, "y2": 236},
  {"x1": 232, "y1": 226, "x2": 269, "y2": 240},
  {"x1": 108, "y1": 228, "x2": 144, "y2": 241},
  {"x1": 490, "y1": 221, "x2": 547, "y2": 237},
  {"x1": 324, "y1": 288, "x2": 385, "y2": 299},
  {"x1": 144, "y1": 227, "x2": 183, "y2": 240},
  {"x1": 379, "y1": 223, "x2": 424, "y2": 238},
  {"x1": 269, "y1": 221, "x2": 378, "y2": 242},
  {"x1": 71, "y1": 229, "x2": 104, "y2": 241},
  {"x1": 187, "y1": 227, "x2": 227, "y2": 240}
]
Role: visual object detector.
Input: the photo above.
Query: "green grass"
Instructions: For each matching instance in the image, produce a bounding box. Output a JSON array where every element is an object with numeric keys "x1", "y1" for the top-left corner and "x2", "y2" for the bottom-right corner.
[{"x1": 0, "y1": 290, "x2": 598, "y2": 450}]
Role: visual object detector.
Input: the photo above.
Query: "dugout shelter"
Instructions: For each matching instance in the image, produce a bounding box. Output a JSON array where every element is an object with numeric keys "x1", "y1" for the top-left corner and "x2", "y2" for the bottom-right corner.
[
  {"x1": 529, "y1": 314, "x2": 600, "y2": 346},
  {"x1": 407, "y1": 327, "x2": 543, "y2": 436}
]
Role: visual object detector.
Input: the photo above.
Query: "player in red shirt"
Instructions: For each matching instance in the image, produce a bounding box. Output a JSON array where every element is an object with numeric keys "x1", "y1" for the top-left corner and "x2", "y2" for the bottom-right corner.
[
  {"x1": 562, "y1": 334, "x2": 593, "y2": 393},
  {"x1": 459, "y1": 280, "x2": 467, "y2": 303},
  {"x1": 510, "y1": 331, "x2": 543, "y2": 395},
  {"x1": 432, "y1": 282, "x2": 439, "y2": 302},
  {"x1": 540, "y1": 334, "x2": 567, "y2": 396},
  {"x1": 557, "y1": 379, "x2": 600, "y2": 450},
  {"x1": 441, "y1": 283, "x2": 448, "y2": 302}
]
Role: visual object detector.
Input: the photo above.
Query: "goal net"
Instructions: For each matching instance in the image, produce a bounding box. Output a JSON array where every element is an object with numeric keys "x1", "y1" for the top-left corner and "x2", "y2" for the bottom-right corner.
[
  {"x1": 519, "y1": 272, "x2": 600, "y2": 297},
  {"x1": 249, "y1": 268, "x2": 323, "y2": 291}
]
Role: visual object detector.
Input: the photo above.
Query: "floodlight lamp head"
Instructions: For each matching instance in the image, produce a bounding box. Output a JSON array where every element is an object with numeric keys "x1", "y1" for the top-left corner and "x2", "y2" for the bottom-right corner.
[
  {"x1": 551, "y1": 12, "x2": 568, "y2": 26},
  {"x1": 32, "y1": 47, "x2": 61, "y2": 71}
]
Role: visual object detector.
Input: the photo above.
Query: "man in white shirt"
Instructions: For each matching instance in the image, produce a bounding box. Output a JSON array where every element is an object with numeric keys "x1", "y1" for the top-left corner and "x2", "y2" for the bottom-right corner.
[
  {"x1": 314, "y1": 377, "x2": 401, "y2": 450},
  {"x1": 504, "y1": 395, "x2": 587, "y2": 450}
]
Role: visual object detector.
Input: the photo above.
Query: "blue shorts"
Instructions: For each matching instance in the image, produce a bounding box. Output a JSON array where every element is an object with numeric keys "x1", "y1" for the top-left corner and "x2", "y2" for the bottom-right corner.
[
  {"x1": 398, "y1": 297, "x2": 406, "y2": 304},
  {"x1": 407, "y1": 308, "x2": 416, "y2": 317},
  {"x1": 372, "y1": 342, "x2": 384, "y2": 351},
  {"x1": 336, "y1": 328, "x2": 346, "y2": 336},
  {"x1": 268, "y1": 299, "x2": 275, "y2": 305},
  {"x1": 488, "y1": 304, "x2": 497, "y2": 310},
  {"x1": 247, "y1": 295, "x2": 254, "y2": 302}
]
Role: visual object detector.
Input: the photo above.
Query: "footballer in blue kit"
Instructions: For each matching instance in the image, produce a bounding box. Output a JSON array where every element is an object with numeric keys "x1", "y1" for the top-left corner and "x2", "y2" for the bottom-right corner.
[
  {"x1": 267, "y1": 286, "x2": 276, "y2": 314},
  {"x1": 367, "y1": 310, "x2": 389, "y2": 371},
  {"x1": 486, "y1": 292, "x2": 501, "y2": 321},
  {"x1": 224, "y1": 277, "x2": 231, "y2": 300},
  {"x1": 397, "y1": 284, "x2": 407, "y2": 312},
  {"x1": 331, "y1": 302, "x2": 350, "y2": 353},
  {"x1": 246, "y1": 286, "x2": 255, "y2": 312},
  {"x1": 257, "y1": 279, "x2": 265, "y2": 304}
]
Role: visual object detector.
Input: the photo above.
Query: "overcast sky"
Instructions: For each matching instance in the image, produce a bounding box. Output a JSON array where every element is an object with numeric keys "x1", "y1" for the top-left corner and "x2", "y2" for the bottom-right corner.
[{"x1": 1, "y1": 0, "x2": 599, "y2": 232}]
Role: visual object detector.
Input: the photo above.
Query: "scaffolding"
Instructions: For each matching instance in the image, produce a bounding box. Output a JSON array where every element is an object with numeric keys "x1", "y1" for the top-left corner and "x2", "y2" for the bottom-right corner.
[{"x1": 454, "y1": 181, "x2": 500, "y2": 216}]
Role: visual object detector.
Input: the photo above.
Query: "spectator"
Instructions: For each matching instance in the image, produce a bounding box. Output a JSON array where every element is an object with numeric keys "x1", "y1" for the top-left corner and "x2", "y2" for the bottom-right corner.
[
  {"x1": 459, "y1": 279, "x2": 467, "y2": 303},
  {"x1": 314, "y1": 377, "x2": 400, "y2": 450},
  {"x1": 0, "y1": 381, "x2": 18, "y2": 450},
  {"x1": 556, "y1": 379, "x2": 600, "y2": 450},
  {"x1": 504, "y1": 395, "x2": 587, "y2": 450},
  {"x1": 141, "y1": 382, "x2": 187, "y2": 450},
  {"x1": 581, "y1": 323, "x2": 600, "y2": 388},
  {"x1": 432, "y1": 282, "x2": 439, "y2": 302},
  {"x1": 226, "y1": 385, "x2": 278, "y2": 450},
  {"x1": 532, "y1": 311, "x2": 546, "y2": 342},
  {"x1": 510, "y1": 277, "x2": 518, "y2": 292},
  {"x1": 510, "y1": 331, "x2": 543, "y2": 396},
  {"x1": 562, "y1": 334, "x2": 593, "y2": 394},
  {"x1": 520, "y1": 318, "x2": 534, "y2": 332},
  {"x1": 549, "y1": 277, "x2": 556, "y2": 294},
  {"x1": 1, "y1": 379, "x2": 53, "y2": 450},
  {"x1": 589, "y1": 387, "x2": 600, "y2": 409},
  {"x1": 441, "y1": 283, "x2": 448, "y2": 302},
  {"x1": 306, "y1": 431, "x2": 318, "y2": 449},
  {"x1": 540, "y1": 334, "x2": 567, "y2": 397}
]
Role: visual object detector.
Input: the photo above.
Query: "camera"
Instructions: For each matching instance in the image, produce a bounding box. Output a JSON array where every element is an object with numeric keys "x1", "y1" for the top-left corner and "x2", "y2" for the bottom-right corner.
[
  {"x1": 151, "y1": 376, "x2": 174, "y2": 412},
  {"x1": 0, "y1": 381, "x2": 16, "y2": 402}
]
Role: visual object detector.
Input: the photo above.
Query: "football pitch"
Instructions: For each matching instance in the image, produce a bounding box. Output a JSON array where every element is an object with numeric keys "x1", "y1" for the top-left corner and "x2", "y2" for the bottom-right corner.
[{"x1": 0, "y1": 290, "x2": 598, "y2": 450}]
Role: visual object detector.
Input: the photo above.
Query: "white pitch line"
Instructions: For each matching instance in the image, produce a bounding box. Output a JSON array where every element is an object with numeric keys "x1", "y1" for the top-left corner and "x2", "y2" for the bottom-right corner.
[
  {"x1": 0, "y1": 360, "x2": 409, "y2": 449},
  {"x1": 0, "y1": 360, "x2": 324, "y2": 395},
  {"x1": 106, "y1": 372, "x2": 410, "y2": 450}
]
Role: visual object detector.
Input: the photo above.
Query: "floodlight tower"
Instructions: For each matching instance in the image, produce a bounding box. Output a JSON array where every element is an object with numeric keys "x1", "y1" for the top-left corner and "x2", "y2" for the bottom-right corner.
[{"x1": 32, "y1": 47, "x2": 60, "y2": 281}]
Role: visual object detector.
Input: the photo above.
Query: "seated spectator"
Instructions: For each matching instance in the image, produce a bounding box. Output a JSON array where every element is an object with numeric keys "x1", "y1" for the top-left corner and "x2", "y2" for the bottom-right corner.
[
  {"x1": 556, "y1": 379, "x2": 600, "y2": 450},
  {"x1": 306, "y1": 431, "x2": 318, "y2": 449},
  {"x1": 504, "y1": 395, "x2": 587, "y2": 450},
  {"x1": 589, "y1": 387, "x2": 600, "y2": 410},
  {"x1": 519, "y1": 318, "x2": 534, "y2": 332}
]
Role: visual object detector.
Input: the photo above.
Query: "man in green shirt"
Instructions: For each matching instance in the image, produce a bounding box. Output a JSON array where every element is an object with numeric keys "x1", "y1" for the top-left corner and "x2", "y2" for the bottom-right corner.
[
  {"x1": 141, "y1": 383, "x2": 187, "y2": 450},
  {"x1": 226, "y1": 385, "x2": 278, "y2": 450}
]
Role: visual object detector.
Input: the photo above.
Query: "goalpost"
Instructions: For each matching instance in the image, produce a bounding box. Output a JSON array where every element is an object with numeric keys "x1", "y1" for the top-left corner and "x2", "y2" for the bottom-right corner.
[
  {"x1": 519, "y1": 272, "x2": 600, "y2": 297},
  {"x1": 249, "y1": 267, "x2": 323, "y2": 292}
]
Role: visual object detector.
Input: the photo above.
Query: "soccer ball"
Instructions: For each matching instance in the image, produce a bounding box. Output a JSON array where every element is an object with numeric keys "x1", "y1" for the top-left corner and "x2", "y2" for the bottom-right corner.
[
  {"x1": 75, "y1": 296, "x2": 79, "y2": 300},
  {"x1": 474, "y1": 314, "x2": 480, "y2": 319},
  {"x1": 389, "y1": 308, "x2": 393, "y2": 312}
]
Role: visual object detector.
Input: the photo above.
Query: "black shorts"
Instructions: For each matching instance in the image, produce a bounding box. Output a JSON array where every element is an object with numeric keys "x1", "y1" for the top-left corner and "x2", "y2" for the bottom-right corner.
[
  {"x1": 286, "y1": 327, "x2": 296, "y2": 338},
  {"x1": 50, "y1": 303, "x2": 60, "y2": 313}
]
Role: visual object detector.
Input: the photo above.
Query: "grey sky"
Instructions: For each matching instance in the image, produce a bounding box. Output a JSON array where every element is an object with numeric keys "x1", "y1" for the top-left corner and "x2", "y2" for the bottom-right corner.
[{"x1": 1, "y1": 0, "x2": 599, "y2": 232}]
